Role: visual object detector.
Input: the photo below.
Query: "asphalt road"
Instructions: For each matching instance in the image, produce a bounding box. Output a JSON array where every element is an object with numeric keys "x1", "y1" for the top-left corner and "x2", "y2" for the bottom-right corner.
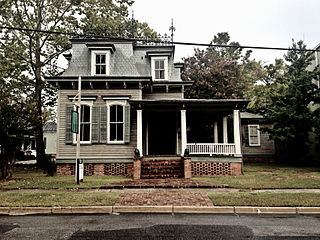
[{"x1": 0, "y1": 213, "x2": 320, "y2": 239}]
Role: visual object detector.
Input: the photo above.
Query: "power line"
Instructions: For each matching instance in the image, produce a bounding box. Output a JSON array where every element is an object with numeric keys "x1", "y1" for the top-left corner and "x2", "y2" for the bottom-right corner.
[{"x1": 1, "y1": 25, "x2": 320, "y2": 53}]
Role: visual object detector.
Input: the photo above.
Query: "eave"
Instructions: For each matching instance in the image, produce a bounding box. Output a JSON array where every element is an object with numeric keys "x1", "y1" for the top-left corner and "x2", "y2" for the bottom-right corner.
[{"x1": 46, "y1": 76, "x2": 151, "y2": 90}]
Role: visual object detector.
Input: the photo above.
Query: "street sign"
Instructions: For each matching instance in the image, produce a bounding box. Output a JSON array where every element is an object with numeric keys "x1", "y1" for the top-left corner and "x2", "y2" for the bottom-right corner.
[{"x1": 71, "y1": 110, "x2": 79, "y2": 133}]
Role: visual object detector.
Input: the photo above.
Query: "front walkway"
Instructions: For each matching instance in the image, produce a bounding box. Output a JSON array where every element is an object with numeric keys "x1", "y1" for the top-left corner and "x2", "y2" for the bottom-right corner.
[{"x1": 115, "y1": 190, "x2": 213, "y2": 206}]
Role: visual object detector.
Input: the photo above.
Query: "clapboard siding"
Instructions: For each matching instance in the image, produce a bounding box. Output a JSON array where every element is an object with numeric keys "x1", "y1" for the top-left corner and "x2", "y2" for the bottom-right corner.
[
  {"x1": 143, "y1": 92, "x2": 183, "y2": 100},
  {"x1": 56, "y1": 89, "x2": 139, "y2": 160},
  {"x1": 241, "y1": 123, "x2": 275, "y2": 156}
]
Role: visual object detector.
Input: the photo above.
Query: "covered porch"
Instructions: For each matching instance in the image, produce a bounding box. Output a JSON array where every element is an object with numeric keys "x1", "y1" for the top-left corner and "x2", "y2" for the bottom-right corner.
[{"x1": 130, "y1": 99, "x2": 249, "y2": 158}]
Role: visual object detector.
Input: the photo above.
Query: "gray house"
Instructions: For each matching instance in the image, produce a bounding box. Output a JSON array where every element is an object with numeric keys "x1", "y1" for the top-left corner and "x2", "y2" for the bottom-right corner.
[
  {"x1": 47, "y1": 39, "x2": 249, "y2": 178},
  {"x1": 240, "y1": 112, "x2": 275, "y2": 163}
]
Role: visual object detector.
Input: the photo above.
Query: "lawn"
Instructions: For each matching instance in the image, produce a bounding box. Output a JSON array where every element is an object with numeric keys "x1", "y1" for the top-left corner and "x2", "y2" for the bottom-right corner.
[
  {"x1": 0, "y1": 191, "x2": 119, "y2": 207},
  {"x1": 194, "y1": 163, "x2": 320, "y2": 189},
  {"x1": 0, "y1": 167, "x2": 130, "y2": 189},
  {"x1": 208, "y1": 192, "x2": 320, "y2": 207}
]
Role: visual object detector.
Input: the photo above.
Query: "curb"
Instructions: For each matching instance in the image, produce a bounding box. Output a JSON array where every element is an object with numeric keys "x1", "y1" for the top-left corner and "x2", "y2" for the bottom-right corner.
[{"x1": 1, "y1": 206, "x2": 320, "y2": 216}]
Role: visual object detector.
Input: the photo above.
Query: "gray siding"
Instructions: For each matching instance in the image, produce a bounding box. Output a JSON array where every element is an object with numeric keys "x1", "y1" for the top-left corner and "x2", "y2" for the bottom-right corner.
[
  {"x1": 56, "y1": 89, "x2": 140, "y2": 161},
  {"x1": 241, "y1": 123, "x2": 275, "y2": 156}
]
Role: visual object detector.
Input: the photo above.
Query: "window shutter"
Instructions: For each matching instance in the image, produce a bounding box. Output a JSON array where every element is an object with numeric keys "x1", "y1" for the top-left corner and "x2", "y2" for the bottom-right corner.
[
  {"x1": 91, "y1": 106, "x2": 100, "y2": 143},
  {"x1": 65, "y1": 105, "x2": 73, "y2": 144},
  {"x1": 100, "y1": 106, "x2": 108, "y2": 143},
  {"x1": 124, "y1": 105, "x2": 131, "y2": 143}
]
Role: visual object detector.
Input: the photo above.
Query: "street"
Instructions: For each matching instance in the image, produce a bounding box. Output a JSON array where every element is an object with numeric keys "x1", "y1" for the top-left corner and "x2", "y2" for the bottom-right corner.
[{"x1": 1, "y1": 213, "x2": 320, "y2": 239}]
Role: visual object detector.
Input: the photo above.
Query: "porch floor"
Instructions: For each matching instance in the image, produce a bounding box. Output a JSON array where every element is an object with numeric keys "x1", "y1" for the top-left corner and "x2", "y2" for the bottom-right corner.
[{"x1": 100, "y1": 179, "x2": 228, "y2": 189}]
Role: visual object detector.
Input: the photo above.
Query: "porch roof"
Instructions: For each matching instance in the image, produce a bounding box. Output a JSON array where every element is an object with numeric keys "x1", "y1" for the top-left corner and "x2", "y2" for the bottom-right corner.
[{"x1": 129, "y1": 98, "x2": 250, "y2": 109}]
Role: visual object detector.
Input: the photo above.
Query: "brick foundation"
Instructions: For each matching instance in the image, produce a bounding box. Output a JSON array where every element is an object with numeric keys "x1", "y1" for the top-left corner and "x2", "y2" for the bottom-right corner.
[
  {"x1": 56, "y1": 161, "x2": 242, "y2": 177},
  {"x1": 191, "y1": 162, "x2": 242, "y2": 176},
  {"x1": 56, "y1": 163, "x2": 133, "y2": 177}
]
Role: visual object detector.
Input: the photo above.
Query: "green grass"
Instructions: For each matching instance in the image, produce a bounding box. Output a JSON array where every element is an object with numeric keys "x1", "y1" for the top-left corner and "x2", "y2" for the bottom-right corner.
[
  {"x1": 195, "y1": 163, "x2": 320, "y2": 189},
  {"x1": 0, "y1": 191, "x2": 120, "y2": 207},
  {"x1": 208, "y1": 192, "x2": 320, "y2": 207},
  {"x1": 0, "y1": 168, "x2": 130, "y2": 189}
]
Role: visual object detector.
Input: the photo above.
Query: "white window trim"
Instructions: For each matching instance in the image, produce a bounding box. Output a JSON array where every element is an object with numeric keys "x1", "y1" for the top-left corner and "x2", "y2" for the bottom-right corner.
[
  {"x1": 91, "y1": 50, "x2": 111, "y2": 76},
  {"x1": 73, "y1": 101, "x2": 93, "y2": 144},
  {"x1": 151, "y1": 56, "x2": 168, "y2": 81},
  {"x1": 248, "y1": 124, "x2": 261, "y2": 147},
  {"x1": 106, "y1": 100, "x2": 127, "y2": 144}
]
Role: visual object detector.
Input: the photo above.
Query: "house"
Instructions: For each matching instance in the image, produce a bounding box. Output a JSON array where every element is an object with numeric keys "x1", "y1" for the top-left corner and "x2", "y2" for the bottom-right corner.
[
  {"x1": 46, "y1": 38, "x2": 249, "y2": 178},
  {"x1": 240, "y1": 112, "x2": 275, "y2": 163},
  {"x1": 43, "y1": 122, "x2": 57, "y2": 156}
]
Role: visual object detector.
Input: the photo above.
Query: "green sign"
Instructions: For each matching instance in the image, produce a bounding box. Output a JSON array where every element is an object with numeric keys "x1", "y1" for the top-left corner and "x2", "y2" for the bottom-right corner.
[{"x1": 71, "y1": 110, "x2": 79, "y2": 133}]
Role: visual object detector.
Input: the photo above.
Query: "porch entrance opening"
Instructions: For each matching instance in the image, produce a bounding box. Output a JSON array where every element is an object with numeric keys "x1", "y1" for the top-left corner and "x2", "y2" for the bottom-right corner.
[{"x1": 148, "y1": 111, "x2": 176, "y2": 155}]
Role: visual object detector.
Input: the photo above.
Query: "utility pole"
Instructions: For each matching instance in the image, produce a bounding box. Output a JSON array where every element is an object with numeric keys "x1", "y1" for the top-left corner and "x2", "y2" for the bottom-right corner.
[{"x1": 72, "y1": 76, "x2": 81, "y2": 184}]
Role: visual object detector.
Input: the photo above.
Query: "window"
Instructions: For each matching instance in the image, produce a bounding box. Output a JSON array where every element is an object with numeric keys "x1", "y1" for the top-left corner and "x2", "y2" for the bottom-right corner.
[
  {"x1": 248, "y1": 125, "x2": 260, "y2": 146},
  {"x1": 151, "y1": 57, "x2": 168, "y2": 80},
  {"x1": 91, "y1": 51, "x2": 110, "y2": 76},
  {"x1": 95, "y1": 54, "x2": 106, "y2": 74},
  {"x1": 80, "y1": 105, "x2": 91, "y2": 142},
  {"x1": 72, "y1": 103, "x2": 92, "y2": 144},
  {"x1": 109, "y1": 105, "x2": 124, "y2": 142},
  {"x1": 155, "y1": 60, "x2": 165, "y2": 79}
]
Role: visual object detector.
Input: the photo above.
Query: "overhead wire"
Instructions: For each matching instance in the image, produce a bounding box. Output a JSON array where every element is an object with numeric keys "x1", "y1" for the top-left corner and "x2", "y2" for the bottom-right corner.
[{"x1": 1, "y1": 26, "x2": 320, "y2": 53}]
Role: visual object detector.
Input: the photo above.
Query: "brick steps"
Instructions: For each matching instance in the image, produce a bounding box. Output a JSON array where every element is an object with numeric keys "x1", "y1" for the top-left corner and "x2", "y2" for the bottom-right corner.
[{"x1": 141, "y1": 157, "x2": 184, "y2": 179}]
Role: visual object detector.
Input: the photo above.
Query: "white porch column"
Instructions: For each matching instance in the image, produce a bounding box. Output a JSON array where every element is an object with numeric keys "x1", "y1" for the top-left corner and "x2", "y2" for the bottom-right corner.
[
  {"x1": 223, "y1": 116, "x2": 228, "y2": 143},
  {"x1": 214, "y1": 121, "x2": 218, "y2": 143},
  {"x1": 181, "y1": 109, "x2": 187, "y2": 156},
  {"x1": 137, "y1": 109, "x2": 143, "y2": 156},
  {"x1": 233, "y1": 110, "x2": 242, "y2": 156}
]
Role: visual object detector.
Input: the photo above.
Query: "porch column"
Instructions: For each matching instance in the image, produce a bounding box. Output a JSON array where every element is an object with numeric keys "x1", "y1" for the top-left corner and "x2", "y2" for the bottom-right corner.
[
  {"x1": 181, "y1": 109, "x2": 187, "y2": 156},
  {"x1": 233, "y1": 109, "x2": 242, "y2": 156},
  {"x1": 137, "y1": 109, "x2": 143, "y2": 156},
  {"x1": 214, "y1": 121, "x2": 218, "y2": 143},
  {"x1": 223, "y1": 116, "x2": 228, "y2": 143}
]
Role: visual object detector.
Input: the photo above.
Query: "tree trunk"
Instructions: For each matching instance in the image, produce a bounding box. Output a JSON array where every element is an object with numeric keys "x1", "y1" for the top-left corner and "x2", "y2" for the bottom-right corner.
[{"x1": 34, "y1": 33, "x2": 46, "y2": 169}]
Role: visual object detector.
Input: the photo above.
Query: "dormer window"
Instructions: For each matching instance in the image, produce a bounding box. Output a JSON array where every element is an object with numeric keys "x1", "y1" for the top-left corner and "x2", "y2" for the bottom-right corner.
[
  {"x1": 91, "y1": 50, "x2": 110, "y2": 76},
  {"x1": 151, "y1": 56, "x2": 168, "y2": 81}
]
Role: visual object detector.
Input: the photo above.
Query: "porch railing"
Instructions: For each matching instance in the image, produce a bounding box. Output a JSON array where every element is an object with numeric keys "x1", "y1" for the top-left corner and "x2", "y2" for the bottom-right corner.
[{"x1": 186, "y1": 143, "x2": 236, "y2": 156}]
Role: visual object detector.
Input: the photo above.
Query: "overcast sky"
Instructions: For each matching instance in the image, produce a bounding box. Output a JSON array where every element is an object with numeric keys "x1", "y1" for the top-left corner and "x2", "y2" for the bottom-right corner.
[{"x1": 131, "y1": 0, "x2": 320, "y2": 64}]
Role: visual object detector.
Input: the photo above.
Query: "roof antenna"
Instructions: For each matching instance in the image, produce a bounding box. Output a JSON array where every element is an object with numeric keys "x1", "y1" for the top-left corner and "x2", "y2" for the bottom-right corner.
[{"x1": 169, "y1": 18, "x2": 176, "y2": 44}]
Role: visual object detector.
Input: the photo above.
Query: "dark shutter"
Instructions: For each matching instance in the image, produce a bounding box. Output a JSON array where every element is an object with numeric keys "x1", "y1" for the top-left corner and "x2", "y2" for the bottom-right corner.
[
  {"x1": 124, "y1": 105, "x2": 131, "y2": 143},
  {"x1": 91, "y1": 106, "x2": 100, "y2": 143},
  {"x1": 100, "y1": 106, "x2": 108, "y2": 143},
  {"x1": 65, "y1": 105, "x2": 73, "y2": 144}
]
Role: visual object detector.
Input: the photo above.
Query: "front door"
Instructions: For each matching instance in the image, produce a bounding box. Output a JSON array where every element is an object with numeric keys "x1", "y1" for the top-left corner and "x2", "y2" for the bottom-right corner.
[{"x1": 148, "y1": 111, "x2": 176, "y2": 155}]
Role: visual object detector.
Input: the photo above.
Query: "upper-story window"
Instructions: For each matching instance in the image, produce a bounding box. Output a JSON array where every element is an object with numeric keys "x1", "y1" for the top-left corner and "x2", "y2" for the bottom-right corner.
[
  {"x1": 91, "y1": 50, "x2": 110, "y2": 76},
  {"x1": 151, "y1": 57, "x2": 168, "y2": 81}
]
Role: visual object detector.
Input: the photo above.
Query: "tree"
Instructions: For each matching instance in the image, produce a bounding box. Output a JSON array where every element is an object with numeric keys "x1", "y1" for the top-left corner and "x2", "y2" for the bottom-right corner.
[
  {"x1": 182, "y1": 49, "x2": 245, "y2": 98},
  {"x1": 0, "y1": 0, "x2": 156, "y2": 173},
  {"x1": 254, "y1": 41, "x2": 320, "y2": 162},
  {"x1": 183, "y1": 32, "x2": 261, "y2": 99},
  {"x1": 0, "y1": 46, "x2": 33, "y2": 179}
]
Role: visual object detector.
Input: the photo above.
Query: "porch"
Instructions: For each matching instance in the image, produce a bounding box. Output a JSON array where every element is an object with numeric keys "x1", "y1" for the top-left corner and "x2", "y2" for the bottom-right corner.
[
  {"x1": 129, "y1": 99, "x2": 249, "y2": 178},
  {"x1": 130, "y1": 99, "x2": 247, "y2": 157}
]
